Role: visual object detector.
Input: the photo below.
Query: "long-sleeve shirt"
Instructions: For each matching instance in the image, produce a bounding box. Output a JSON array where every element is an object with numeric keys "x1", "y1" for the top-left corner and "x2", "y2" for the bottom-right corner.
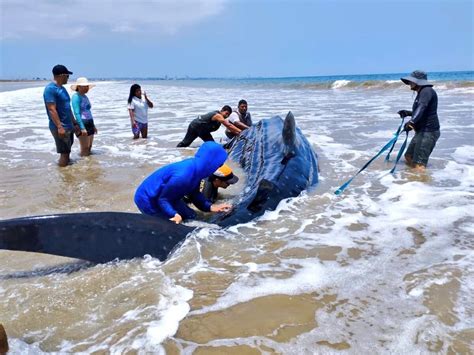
[
  {"x1": 71, "y1": 93, "x2": 93, "y2": 130},
  {"x1": 134, "y1": 142, "x2": 227, "y2": 218},
  {"x1": 410, "y1": 86, "x2": 440, "y2": 132}
]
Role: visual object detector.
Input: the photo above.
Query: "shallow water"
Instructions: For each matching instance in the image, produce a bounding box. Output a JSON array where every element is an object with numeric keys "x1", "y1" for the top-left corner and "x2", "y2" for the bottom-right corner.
[{"x1": 0, "y1": 79, "x2": 473, "y2": 353}]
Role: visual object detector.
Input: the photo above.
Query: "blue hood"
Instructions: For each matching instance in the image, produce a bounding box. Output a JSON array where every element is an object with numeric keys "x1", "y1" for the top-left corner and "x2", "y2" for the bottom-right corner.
[
  {"x1": 134, "y1": 141, "x2": 228, "y2": 218},
  {"x1": 193, "y1": 142, "x2": 228, "y2": 179}
]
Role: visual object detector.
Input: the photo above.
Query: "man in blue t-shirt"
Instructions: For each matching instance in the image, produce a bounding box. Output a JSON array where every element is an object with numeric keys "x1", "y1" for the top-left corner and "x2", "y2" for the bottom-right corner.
[{"x1": 43, "y1": 64, "x2": 79, "y2": 167}]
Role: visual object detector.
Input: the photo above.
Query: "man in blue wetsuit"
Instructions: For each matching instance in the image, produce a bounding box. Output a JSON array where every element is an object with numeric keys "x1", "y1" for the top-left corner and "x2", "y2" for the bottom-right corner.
[
  {"x1": 398, "y1": 70, "x2": 441, "y2": 172},
  {"x1": 43, "y1": 64, "x2": 80, "y2": 167},
  {"x1": 134, "y1": 142, "x2": 232, "y2": 224}
]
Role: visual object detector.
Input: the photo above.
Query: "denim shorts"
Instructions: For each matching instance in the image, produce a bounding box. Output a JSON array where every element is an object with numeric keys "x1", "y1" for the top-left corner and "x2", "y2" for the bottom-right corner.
[
  {"x1": 405, "y1": 130, "x2": 440, "y2": 166},
  {"x1": 50, "y1": 128, "x2": 74, "y2": 154},
  {"x1": 132, "y1": 121, "x2": 147, "y2": 135}
]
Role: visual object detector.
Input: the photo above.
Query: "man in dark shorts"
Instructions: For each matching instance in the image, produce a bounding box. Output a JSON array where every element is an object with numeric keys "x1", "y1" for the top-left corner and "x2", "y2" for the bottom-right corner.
[
  {"x1": 43, "y1": 64, "x2": 79, "y2": 167},
  {"x1": 177, "y1": 105, "x2": 242, "y2": 147},
  {"x1": 398, "y1": 70, "x2": 441, "y2": 172}
]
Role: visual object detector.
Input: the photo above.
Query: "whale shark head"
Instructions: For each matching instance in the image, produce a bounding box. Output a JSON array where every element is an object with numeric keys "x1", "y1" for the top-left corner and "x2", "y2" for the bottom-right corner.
[{"x1": 214, "y1": 112, "x2": 319, "y2": 227}]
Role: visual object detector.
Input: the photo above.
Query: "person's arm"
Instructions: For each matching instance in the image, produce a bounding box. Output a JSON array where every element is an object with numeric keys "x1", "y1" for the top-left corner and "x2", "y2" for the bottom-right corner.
[
  {"x1": 128, "y1": 102, "x2": 137, "y2": 127},
  {"x1": 144, "y1": 92, "x2": 154, "y2": 108},
  {"x1": 233, "y1": 120, "x2": 249, "y2": 130},
  {"x1": 214, "y1": 113, "x2": 241, "y2": 135},
  {"x1": 71, "y1": 94, "x2": 87, "y2": 135},
  {"x1": 188, "y1": 188, "x2": 232, "y2": 213},
  {"x1": 46, "y1": 103, "x2": 66, "y2": 138},
  {"x1": 187, "y1": 188, "x2": 212, "y2": 212}
]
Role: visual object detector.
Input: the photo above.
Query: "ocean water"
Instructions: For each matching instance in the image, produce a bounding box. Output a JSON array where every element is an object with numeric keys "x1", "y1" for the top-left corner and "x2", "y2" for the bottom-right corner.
[{"x1": 0, "y1": 73, "x2": 473, "y2": 353}]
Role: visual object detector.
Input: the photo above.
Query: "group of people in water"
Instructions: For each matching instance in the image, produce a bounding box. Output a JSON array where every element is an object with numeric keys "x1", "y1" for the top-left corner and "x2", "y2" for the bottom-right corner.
[{"x1": 43, "y1": 65, "x2": 440, "y2": 224}]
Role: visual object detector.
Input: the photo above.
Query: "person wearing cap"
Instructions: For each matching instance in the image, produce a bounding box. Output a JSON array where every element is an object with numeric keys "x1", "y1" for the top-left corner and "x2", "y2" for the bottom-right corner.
[
  {"x1": 225, "y1": 99, "x2": 253, "y2": 139},
  {"x1": 200, "y1": 164, "x2": 239, "y2": 203},
  {"x1": 134, "y1": 141, "x2": 232, "y2": 224},
  {"x1": 398, "y1": 70, "x2": 441, "y2": 171},
  {"x1": 71, "y1": 77, "x2": 97, "y2": 156},
  {"x1": 177, "y1": 106, "x2": 241, "y2": 147},
  {"x1": 43, "y1": 64, "x2": 80, "y2": 166}
]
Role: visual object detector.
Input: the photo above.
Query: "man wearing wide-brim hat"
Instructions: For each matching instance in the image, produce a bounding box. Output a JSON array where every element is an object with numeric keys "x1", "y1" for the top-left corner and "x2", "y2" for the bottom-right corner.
[{"x1": 397, "y1": 70, "x2": 441, "y2": 171}]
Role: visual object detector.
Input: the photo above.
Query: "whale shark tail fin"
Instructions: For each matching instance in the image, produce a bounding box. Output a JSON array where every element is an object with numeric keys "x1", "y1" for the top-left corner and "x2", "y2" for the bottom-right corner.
[{"x1": 282, "y1": 111, "x2": 296, "y2": 146}]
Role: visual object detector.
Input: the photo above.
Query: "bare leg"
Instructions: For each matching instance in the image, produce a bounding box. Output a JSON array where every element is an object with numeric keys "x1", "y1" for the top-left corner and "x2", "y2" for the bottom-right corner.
[
  {"x1": 79, "y1": 135, "x2": 90, "y2": 156},
  {"x1": 88, "y1": 135, "x2": 94, "y2": 154},
  {"x1": 413, "y1": 164, "x2": 426, "y2": 172},
  {"x1": 58, "y1": 153, "x2": 70, "y2": 167},
  {"x1": 404, "y1": 153, "x2": 413, "y2": 166},
  {"x1": 141, "y1": 125, "x2": 148, "y2": 139}
]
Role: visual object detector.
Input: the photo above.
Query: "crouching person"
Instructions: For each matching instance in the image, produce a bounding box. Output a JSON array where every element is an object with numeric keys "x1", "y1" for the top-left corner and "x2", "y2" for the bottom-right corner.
[{"x1": 134, "y1": 142, "x2": 232, "y2": 224}]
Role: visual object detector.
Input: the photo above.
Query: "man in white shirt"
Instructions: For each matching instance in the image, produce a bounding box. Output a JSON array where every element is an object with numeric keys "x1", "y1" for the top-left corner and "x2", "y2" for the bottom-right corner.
[{"x1": 225, "y1": 99, "x2": 252, "y2": 139}]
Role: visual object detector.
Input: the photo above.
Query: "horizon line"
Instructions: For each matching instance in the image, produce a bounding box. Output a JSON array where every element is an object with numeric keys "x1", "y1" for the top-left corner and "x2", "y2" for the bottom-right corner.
[{"x1": 1, "y1": 69, "x2": 473, "y2": 82}]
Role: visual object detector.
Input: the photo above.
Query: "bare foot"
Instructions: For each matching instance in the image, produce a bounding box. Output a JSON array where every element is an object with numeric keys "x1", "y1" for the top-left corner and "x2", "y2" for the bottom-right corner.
[{"x1": 413, "y1": 164, "x2": 426, "y2": 172}]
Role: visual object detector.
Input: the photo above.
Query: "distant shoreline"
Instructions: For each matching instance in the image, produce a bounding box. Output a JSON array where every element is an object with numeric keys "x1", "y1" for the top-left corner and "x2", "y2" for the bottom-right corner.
[
  {"x1": 0, "y1": 79, "x2": 48, "y2": 83},
  {"x1": 0, "y1": 70, "x2": 473, "y2": 83}
]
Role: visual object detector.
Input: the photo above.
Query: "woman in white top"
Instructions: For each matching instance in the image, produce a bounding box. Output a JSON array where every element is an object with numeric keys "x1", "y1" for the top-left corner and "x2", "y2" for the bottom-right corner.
[{"x1": 127, "y1": 84, "x2": 154, "y2": 139}]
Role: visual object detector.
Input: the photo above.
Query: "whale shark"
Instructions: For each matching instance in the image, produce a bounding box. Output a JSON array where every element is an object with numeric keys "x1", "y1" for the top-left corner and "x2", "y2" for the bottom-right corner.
[
  {"x1": 213, "y1": 111, "x2": 319, "y2": 226},
  {"x1": 0, "y1": 112, "x2": 319, "y2": 263}
]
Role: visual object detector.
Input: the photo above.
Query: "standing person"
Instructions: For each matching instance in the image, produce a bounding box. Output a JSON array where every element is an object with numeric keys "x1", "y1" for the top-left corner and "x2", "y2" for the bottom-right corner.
[
  {"x1": 225, "y1": 99, "x2": 253, "y2": 139},
  {"x1": 134, "y1": 141, "x2": 232, "y2": 224},
  {"x1": 128, "y1": 84, "x2": 153, "y2": 139},
  {"x1": 398, "y1": 70, "x2": 441, "y2": 172},
  {"x1": 71, "y1": 77, "x2": 97, "y2": 156},
  {"x1": 177, "y1": 106, "x2": 241, "y2": 147},
  {"x1": 43, "y1": 64, "x2": 79, "y2": 167},
  {"x1": 201, "y1": 164, "x2": 239, "y2": 202}
]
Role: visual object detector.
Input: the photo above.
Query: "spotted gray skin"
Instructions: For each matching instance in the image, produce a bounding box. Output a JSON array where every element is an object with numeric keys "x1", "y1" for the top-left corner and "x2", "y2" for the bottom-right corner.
[{"x1": 213, "y1": 112, "x2": 319, "y2": 227}]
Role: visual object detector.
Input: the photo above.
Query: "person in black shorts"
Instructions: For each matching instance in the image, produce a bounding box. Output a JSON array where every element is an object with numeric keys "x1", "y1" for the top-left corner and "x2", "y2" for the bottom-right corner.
[{"x1": 177, "y1": 106, "x2": 241, "y2": 147}]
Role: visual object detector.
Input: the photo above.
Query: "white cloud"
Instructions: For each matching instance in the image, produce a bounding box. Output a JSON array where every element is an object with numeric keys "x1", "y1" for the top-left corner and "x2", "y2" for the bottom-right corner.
[{"x1": 0, "y1": 0, "x2": 227, "y2": 40}]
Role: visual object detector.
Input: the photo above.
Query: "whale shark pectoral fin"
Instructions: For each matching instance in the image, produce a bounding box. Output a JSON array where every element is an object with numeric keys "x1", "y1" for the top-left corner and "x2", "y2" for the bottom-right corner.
[
  {"x1": 282, "y1": 111, "x2": 296, "y2": 146},
  {"x1": 247, "y1": 179, "x2": 276, "y2": 213}
]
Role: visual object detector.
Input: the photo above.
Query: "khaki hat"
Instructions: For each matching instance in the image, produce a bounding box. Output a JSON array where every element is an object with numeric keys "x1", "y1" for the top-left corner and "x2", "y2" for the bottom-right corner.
[
  {"x1": 212, "y1": 164, "x2": 239, "y2": 184},
  {"x1": 71, "y1": 77, "x2": 96, "y2": 91}
]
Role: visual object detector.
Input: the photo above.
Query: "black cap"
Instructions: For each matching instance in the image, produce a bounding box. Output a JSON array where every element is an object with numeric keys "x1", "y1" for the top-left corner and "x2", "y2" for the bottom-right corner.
[{"x1": 52, "y1": 64, "x2": 73, "y2": 76}]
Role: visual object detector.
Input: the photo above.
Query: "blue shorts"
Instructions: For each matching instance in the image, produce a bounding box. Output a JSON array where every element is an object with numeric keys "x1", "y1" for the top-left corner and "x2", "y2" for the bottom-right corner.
[
  {"x1": 132, "y1": 122, "x2": 147, "y2": 135},
  {"x1": 405, "y1": 130, "x2": 440, "y2": 166}
]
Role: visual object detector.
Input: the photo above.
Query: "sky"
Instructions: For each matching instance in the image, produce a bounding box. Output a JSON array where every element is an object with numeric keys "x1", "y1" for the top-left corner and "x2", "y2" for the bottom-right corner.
[{"x1": 0, "y1": 0, "x2": 473, "y2": 79}]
